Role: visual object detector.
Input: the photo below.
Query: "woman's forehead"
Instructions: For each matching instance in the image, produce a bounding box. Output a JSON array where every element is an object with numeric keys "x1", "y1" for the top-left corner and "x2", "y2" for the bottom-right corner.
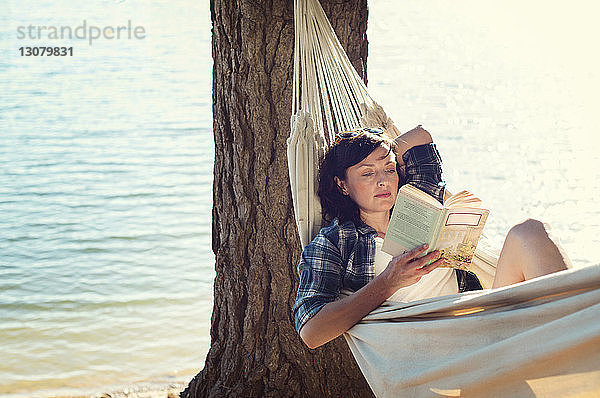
[{"x1": 355, "y1": 145, "x2": 396, "y2": 166}]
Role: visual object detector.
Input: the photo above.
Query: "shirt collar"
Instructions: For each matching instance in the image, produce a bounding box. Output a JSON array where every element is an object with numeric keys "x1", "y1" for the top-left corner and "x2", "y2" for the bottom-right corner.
[
  {"x1": 334, "y1": 217, "x2": 377, "y2": 237},
  {"x1": 355, "y1": 219, "x2": 377, "y2": 236}
]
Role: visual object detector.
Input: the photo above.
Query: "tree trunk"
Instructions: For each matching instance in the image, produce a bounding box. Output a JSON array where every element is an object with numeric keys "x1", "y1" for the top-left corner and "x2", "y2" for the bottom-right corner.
[{"x1": 182, "y1": 0, "x2": 373, "y2": 396}]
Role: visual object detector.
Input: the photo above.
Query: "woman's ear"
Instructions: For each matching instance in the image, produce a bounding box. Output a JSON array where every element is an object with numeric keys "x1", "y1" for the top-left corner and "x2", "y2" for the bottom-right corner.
[{"x1": 334, "y1": 176, "x2": 348, "y2": 195}]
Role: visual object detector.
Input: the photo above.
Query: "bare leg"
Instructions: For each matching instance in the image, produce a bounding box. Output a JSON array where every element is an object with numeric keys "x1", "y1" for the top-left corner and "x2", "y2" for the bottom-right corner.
[{"x1": 492, "y1": 219, "x2": 572, "y2": 288}]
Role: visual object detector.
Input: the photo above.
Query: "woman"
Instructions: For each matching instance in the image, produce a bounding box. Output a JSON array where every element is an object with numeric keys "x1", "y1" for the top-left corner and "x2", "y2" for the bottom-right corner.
[{"x1": 293, "y1": 125, "x2": 571, "y2": 349}]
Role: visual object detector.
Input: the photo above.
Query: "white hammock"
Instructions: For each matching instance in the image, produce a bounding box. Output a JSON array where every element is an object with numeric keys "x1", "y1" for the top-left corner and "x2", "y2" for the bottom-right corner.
[{"x1": 288, "y1": 0, "x2": 600, "y2": 396}]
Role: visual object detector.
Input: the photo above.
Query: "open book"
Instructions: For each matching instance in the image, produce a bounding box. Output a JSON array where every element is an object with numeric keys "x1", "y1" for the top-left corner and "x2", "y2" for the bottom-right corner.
[{"x1": 382, "y1": 185, "x2": 489, "y2": 271}]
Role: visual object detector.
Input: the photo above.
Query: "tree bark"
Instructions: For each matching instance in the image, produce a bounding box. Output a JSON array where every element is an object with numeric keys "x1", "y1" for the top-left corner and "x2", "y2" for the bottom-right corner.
[{"x1": 183, "y1": 0, "x2": 372, "y2": 396}]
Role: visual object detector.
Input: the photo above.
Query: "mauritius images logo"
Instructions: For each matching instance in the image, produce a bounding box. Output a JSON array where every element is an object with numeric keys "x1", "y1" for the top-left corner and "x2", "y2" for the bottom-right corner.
[{"x1": 16, "y1": 20, "x2": 146, "y2": 46}]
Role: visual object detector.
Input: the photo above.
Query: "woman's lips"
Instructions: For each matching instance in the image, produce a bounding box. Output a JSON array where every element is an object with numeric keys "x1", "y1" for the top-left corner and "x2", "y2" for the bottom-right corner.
[{"x1": 375, "y1": 192, "x2": 391, "y2": 198}]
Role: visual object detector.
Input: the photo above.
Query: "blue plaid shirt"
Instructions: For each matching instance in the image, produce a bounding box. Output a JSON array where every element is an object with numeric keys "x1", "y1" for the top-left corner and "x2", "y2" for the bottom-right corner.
[{"x1": 293, "y1": 143, "x2": 480, "y2": 333}]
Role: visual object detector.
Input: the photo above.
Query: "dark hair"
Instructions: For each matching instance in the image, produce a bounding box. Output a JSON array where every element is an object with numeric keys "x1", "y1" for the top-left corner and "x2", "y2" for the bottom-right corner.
[{"x1": 317, "y1": 131, "x2": 404, "y2": 225}]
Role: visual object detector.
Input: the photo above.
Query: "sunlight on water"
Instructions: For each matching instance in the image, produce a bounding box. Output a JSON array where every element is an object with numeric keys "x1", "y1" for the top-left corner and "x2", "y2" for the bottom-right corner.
[
  {"x1": 1, "y1": 0, "x2": 213, "y2": 396},
  {"x1": 368, "y1": 0, "x2": 600, "y2": 265}
]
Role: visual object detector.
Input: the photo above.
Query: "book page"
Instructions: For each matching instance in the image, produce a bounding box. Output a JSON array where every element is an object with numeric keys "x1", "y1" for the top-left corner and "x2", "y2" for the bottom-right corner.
[
  {"x1": 435, "y1": 208, "x2": 489, "y2": 271},
  {"x1": 444, "y1": 190, "x2": 482, "y2": 208},
  {"x1": 382, "y1": 191, "x2": 442, "y2": 256},
  {"x1": 401, "y1": 184, "x2": 443, "y2": 208}
]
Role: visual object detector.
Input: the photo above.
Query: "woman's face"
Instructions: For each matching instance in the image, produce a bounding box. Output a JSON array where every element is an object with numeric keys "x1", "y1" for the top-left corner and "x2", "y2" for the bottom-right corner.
[{"x1": 335, "y1": 144, "x2": 399, "y2": 217}]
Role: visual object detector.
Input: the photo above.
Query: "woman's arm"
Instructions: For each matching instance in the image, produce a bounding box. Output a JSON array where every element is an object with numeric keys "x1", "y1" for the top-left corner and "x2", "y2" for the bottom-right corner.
[
  {"x1": 394, "y1": 125, "x2": 433, "y2": 165},
  {"x1": 399, "y1": 126, "x2": 445, "y2": 204},
  {"x1": 299, "y1": 245, "x2": 443, "y2": 349}
]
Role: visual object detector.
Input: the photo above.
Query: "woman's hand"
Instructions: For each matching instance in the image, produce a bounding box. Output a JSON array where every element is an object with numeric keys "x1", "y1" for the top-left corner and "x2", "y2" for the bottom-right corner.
[
  {"x1": 378, "y1": 244, "x2": 445, "y2": 296},
  {"x1": 394, "y1": 125, "x2": 433, "y2": 164},
  {"x1": 299, "y1": 244, "x2": 445, "y2": 349}
]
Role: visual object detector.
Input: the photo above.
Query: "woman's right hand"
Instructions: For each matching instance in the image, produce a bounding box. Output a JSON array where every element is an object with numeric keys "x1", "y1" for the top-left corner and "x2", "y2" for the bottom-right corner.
[
  {"x1": 298, "y1": 244, "x2": 445, "y2": 349},
  {"x1": 380, "y1": 244, "x2": 445, "y2": 294}
]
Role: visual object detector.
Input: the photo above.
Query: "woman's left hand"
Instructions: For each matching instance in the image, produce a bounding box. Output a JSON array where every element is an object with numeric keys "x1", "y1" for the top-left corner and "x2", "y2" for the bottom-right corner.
[{"x1": 393, "y1": 125, "x2": 433, "y2": 163}]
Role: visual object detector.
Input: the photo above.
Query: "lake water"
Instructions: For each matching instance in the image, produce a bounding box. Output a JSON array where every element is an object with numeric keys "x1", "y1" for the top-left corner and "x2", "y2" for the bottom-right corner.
[{"x1": 1, "y1": 0, "x2": 599, "y2": 396}]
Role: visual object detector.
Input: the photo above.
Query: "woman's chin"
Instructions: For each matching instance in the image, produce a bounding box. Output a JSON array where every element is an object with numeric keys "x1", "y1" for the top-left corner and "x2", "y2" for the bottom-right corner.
[
  {"x1": 377, "y1": 198, "x2": 396, "y2": 209},
  {"x1": 365, "y1": 204, "x2": 395, "y2": 214}
]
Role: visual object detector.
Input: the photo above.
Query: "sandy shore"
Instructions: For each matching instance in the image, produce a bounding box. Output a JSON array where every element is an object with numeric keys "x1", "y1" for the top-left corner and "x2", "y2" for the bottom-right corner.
[
  {"x1": 34, "y1": 374, "x2": 196, "y2": 398},
  {"x1": 47, "y1": 382, "x2": 187, "y2": 398},
  {"x1": 69, "y1": 382, "x2": 186, "y2": 398}
]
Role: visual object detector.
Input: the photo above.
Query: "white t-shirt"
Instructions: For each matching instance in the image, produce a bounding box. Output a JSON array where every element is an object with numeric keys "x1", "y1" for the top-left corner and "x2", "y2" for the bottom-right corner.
[{"x1": 374, "y1": 237, "x2": 458, "y2": 302}]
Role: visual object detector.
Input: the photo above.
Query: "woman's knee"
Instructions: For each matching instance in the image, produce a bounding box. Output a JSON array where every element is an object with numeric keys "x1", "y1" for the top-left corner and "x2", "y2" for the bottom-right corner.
[
  {"x1": 507, "y1": 218, "x2": 548, "y2": 243},
  {"x1": 508, "y1": 218, "x2": 570, "y2": 270}
]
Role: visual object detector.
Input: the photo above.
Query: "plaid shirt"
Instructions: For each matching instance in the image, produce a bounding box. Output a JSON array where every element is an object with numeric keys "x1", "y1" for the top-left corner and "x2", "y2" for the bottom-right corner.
[
  {"x1": 293, "y1": 143, "x2": 481, "y2": 333},
  {"x1": 401, "y1": 142, "x2": 445, "y2": 202}
]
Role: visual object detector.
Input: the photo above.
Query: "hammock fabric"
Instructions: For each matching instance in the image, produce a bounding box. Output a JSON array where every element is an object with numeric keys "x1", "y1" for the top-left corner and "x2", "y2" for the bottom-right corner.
[
  {"x1": 287, "y1": 0, "x2": 600, "y2": 396},
  {"x1": 344, "y1": 263, "x2": 600, "y2": 397}
]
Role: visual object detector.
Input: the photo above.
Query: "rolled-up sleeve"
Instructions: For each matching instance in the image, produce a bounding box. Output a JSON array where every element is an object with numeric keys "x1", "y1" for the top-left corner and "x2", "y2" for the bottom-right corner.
[
  {"x1": 292, "y1": 232, "x2": 344, "y2": 333},
  {"x1": 402, "y1": 143, "x2": 445, "y2": 203}
]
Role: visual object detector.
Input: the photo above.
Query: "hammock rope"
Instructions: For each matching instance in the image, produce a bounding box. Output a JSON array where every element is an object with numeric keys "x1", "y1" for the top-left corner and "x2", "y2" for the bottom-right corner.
[
  {"x1": 289, "y1": 0, "x2": 404, "y2": 248},
  {"x1": 292, "y1": 0, "x2": 376, "y2": 143}
]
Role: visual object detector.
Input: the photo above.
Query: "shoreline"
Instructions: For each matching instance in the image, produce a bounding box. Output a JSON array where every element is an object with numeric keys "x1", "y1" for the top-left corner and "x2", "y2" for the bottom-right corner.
[
  {"x1": 52, "y1": 381, "x2": 188, "y2": 398},
  {"x1": 5, "y1": 372, "x2": 198, "y2": 398}
]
